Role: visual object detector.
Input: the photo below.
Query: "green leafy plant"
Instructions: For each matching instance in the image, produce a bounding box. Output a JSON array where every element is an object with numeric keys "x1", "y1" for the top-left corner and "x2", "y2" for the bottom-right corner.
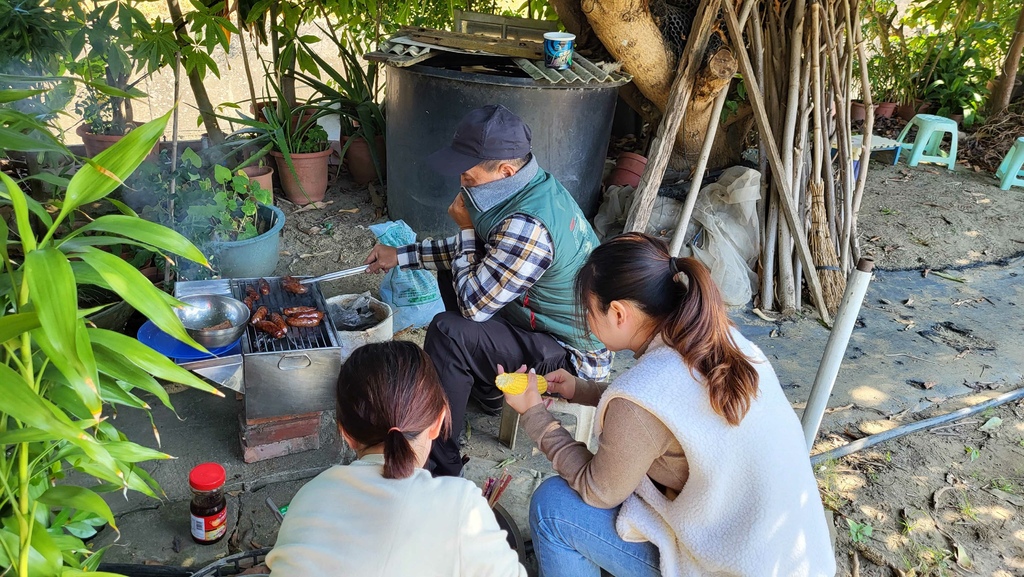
[
  {"x1": 174, "y1": 148, "x2": 274, "y2": 242},
  {"x1": 0, "y1": 84, "x2": 219, "y2": 576},
  {"x1": 964, "y1": 445, "x2": 980, "y2": 461},
  {"x1": 847, "y1": 518, "x2": 874, "y2": 543},
  {"x1": 296, "y1": 30, "x2": 386, "y2": 182}
]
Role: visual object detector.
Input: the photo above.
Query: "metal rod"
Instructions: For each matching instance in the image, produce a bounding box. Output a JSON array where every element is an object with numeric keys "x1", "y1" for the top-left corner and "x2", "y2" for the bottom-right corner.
[
  {"x1": 810, "y1": 386, "x2": 1024, "y2": 466},
  {"x1": 800, "y1": 257, "x2": 875, "y2": 450}
]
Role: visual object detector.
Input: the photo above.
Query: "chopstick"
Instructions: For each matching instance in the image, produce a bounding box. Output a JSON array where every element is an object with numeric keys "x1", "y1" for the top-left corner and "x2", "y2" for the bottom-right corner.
[{"x1": 483, "y1": 469, "x2": 514, "y2": 508}]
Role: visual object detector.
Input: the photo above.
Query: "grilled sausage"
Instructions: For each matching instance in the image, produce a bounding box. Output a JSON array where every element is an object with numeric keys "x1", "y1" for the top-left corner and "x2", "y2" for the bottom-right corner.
[
  {"x1": 283, "y1": 306, "x2": 317, "y2": 316},
  {"x1": 288, "y1": 310, "x2": 324, "y2": 322},
  {"x1": 255, "y1": 320, "x2": 285, "y2": 338},
  {"x1": 269, "y1": 313, "x2": 289, "y2": 335},
  {"x1": 281, "y1": 275, "x2": 308, "y2": 294},
  {"x1": 249, "y1": 306, "x2": 269, "y2": 326},
  {"x1": 286, "y1": 316, "x2": 322, "y2": 328},
  {"x1": 246, "y1": 286, "x2": 260, "y2": 301},
  {"x1": 258, "y1": 278, "x2": 271, "y2": 295},
  {"x1": 244, "y1": 296, "x2": 255, "y2": 310}
]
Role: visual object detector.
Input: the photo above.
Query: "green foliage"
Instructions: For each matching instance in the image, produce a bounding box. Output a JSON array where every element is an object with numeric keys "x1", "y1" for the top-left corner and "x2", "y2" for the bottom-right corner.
[
  {"x1": 861, "y1": 0, "x2": 1012, "y2": 114},
  {"x1": 846, "y1": 518, "x2": 874, "y2": 543},
  {"x1": 964, "y1": 445, "x2": 979, "y2": 461},
  {"x1": 0, "y1": 83, "x2": 217, "y2": 576},
  {"x1": 134, "y1": 147, "x2": 273, "y2": 245}
]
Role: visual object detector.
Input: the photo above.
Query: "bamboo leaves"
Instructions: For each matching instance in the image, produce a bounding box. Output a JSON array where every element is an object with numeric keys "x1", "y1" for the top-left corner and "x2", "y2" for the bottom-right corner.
[{"x1": 61, "y1": 111, "x2": 170, "y2": 220}]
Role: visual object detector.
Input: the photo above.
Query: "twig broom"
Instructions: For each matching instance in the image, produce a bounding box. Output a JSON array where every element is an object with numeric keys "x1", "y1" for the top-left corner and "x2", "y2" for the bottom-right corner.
[{"x1": 809, "y1": 180, "x2": 845, "y2": 316}]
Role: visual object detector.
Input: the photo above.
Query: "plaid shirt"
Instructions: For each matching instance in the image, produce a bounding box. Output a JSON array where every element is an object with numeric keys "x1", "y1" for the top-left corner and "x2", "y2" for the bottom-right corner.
[{"x1": 397, "y1": 214, "x2": 612, "y2": 380}]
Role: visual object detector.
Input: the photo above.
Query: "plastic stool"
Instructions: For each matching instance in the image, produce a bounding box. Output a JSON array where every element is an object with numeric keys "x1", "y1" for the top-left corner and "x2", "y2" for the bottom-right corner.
[
  {"x1": 498, "y1": 398, "x2": 597, "y2": 452},
  {"x1": 995, "y1": 137, "x2": 1024, "y2": 191},
  {"x1": 895, "y1": 114, "x2": 958, "y2": 170}
]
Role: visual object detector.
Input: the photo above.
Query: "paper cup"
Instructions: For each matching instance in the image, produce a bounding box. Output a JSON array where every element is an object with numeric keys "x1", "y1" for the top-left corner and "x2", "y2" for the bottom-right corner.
[{"x1": 543, "y1": 32, "x2": 575, "y2": 70}]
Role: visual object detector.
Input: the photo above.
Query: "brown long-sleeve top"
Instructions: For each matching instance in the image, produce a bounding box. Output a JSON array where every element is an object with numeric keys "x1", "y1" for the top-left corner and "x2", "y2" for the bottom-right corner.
[{"x1": 520, "y1": 376, "x2": 690, "y2": 509}]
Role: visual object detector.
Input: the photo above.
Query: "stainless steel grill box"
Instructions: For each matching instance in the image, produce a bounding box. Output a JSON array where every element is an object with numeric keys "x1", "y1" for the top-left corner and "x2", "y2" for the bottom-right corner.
[{"x1": 174, "y1": 277, "x2": 342, "y2": 423}]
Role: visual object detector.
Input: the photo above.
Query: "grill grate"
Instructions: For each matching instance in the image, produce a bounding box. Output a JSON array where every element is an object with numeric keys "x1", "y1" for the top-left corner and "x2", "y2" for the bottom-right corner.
[{"x1": 230, "y1": 277, "x2": 337, "y2": 353}]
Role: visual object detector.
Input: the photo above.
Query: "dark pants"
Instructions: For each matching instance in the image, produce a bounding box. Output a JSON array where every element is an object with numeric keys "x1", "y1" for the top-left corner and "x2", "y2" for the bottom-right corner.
[{"x1": 426, "y1": 270, "x2": 573, "y2": 477}]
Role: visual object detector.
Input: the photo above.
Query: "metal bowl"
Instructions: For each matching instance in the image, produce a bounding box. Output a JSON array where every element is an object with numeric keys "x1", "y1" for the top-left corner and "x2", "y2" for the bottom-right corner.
[{"x1": 175, "y1": 294, "x2": 250, "y2": 349}]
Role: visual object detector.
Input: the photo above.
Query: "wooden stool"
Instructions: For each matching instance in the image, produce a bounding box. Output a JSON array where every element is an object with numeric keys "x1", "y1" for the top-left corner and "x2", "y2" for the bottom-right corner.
[
  {"x1": 996, "y1": 136, "x2": 1024, "y2": 191},
  {"x1": 895, "y1": 114, "x2": 958, "y2": 170}
]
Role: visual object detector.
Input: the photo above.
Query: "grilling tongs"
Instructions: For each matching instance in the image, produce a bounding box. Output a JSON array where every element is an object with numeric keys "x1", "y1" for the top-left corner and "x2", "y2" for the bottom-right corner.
[{"x1": 298, "y1": 265, "x2": 369, "y2": 284}]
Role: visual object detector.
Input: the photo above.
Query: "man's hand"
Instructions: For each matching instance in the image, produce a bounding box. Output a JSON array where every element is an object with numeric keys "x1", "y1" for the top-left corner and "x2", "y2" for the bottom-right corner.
[
  {"x1": 448, "y1": 191, "x2": 473, "y2": 230},
  {"x1": 364, "y1": 244, "x2": 398, "y2": 274},
  {"x1": 499, "y1": 364, "x2": 543, "y2": 415},
  {"x1": 544, "y1": 368, "x2": 577, "y2": 400}
]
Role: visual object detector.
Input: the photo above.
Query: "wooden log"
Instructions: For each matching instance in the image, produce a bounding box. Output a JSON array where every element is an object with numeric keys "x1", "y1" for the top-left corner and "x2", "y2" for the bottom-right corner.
[
  {"x1": 720, "y1": 0, "x2": 832, "y2": 325},
  {"x1": 623, "y1": 0, "x2": 720, "y2": 233}
]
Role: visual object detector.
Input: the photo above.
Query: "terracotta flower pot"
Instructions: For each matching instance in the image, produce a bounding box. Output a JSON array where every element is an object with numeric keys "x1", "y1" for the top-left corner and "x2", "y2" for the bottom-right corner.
[
  {"x1": 242, "y1": 165, "x2": 275, "y2": 198},
  {"x1": 606, "y1": 152, "x2": 647, "y2": 188},
  {"x1": 342, "y1": 135, "x2": 387, "y2": 185},
  {"x1": 874, "y1": 102, "x2": 897, "y2": 118},
  {"x1": 270, "y1": 149, "x2": 332, "y2": 206},
  {"x1": 896, "y1": 100, "x2": 933, "y2": 121},
  {"x1": 76, "y1": 124, "x2": 158, "y2": 162},
  {"x1": 850, "y1": 100, "x2": 867, "y2": 122}
]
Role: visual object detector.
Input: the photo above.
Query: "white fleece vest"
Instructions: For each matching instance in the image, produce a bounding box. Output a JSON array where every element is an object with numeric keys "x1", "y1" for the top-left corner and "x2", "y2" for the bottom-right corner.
[{"x1": 596, "y1": 331, "x2": 836, "y2": 577}]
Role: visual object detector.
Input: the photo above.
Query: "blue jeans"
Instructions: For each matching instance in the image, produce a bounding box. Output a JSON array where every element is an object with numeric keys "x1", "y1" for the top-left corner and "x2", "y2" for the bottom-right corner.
[{"x1": 530, "y1": 477, "x2": 661, "y2": 577}]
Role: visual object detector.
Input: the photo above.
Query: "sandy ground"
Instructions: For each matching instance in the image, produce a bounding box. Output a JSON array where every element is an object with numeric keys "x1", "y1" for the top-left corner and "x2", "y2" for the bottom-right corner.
[{"x1": 857, "y1": 159, "x2": 1024, "y2": 271}]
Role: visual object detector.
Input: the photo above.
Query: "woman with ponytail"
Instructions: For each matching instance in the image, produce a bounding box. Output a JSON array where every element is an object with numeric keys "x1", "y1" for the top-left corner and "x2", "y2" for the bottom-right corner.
[
  {"x1": 267, "y1": 341, "x2": 525, "y2": 576},
  {"x1": 504, "y1": 233, "x2": 835, "y2": 577}
]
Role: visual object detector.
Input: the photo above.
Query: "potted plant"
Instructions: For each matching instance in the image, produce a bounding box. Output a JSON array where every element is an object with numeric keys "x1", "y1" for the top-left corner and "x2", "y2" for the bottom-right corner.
[
  {"x1": 137, "y1": 147, "x2": 285, "y2": 279},
  {"x1": 297, "y1": 31, "x2": 386, "y2": 185},
  {"x1": 920, "y1": 43, "x2": 990, "y2": 127},
  {"x1": 0, "y1": 84, "x2": 220, "y2": 575},
  {"x1": 268, "y1": 112, "x2": 333, "y2": 205}
]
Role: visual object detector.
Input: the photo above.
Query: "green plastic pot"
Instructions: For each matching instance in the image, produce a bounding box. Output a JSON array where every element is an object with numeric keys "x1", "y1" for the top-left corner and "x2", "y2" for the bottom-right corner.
[{"x1": 210, "y1": 203, "x2": 286, "y2": 278}]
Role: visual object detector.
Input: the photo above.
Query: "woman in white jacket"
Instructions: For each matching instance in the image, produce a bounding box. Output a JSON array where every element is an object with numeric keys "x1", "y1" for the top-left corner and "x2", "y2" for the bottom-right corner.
[
  {"x1": 504, "y1": 233, "x2": 836, "y2": 577},
  {"x1": 267, "y1": 341, "x2": 525, "y2": 577}
]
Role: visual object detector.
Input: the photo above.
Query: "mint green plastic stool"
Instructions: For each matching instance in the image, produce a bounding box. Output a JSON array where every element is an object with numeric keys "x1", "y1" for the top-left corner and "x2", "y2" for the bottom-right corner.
[
  {"x1": 895, "y1": 114, "x2": 958, "y2": 170},
  {"x1": 995, "y1": 137, "x2": 1024, "y2": 191}
]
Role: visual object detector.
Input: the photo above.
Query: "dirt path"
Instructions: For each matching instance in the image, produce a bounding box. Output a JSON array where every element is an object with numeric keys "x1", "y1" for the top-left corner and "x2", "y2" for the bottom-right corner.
[
  {"x1": 857, "y1": 162, "x2": 1024, "y2": 271},
  {"x1": 818, "y1": 400, "x2": 1024, "y2": 577}
]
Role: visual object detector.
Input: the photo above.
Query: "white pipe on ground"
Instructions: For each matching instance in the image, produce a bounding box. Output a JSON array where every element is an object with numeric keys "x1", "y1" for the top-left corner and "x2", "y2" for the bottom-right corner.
[{"x1": 800, "y1": 257, "x2": 875, "y2": 451}]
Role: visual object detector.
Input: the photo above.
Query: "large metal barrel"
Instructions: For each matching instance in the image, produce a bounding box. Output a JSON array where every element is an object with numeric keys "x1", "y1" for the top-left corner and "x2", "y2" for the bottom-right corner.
[{"x1": 385, "y1": 64, "x2": 622, "y2": 238}]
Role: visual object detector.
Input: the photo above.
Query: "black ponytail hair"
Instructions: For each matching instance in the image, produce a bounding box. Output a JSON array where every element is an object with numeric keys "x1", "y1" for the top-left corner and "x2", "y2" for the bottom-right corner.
[{"x1": 336, "y1": 341, "x2": 451, "y2": 479}]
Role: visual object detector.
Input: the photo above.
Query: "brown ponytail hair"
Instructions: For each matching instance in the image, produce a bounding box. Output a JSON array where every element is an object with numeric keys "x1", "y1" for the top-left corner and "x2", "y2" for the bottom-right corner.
[
  {"x1": 336, "y1": 341, "x2": 451, "y2": 479},
  {"x1": 575, "y1": 233, "x2": 759, "y2": 426}
]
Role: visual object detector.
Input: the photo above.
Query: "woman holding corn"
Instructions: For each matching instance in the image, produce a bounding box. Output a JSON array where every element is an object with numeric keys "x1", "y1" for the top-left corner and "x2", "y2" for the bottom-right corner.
[{"x1": 501, "y1": 233, "x2": 835, "y2": 577}]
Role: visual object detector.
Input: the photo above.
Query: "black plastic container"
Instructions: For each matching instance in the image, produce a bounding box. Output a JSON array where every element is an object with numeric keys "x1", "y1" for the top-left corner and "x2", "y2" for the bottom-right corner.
[{"x1": 385, "y1": 64, "x2": 622, "y2": 238}]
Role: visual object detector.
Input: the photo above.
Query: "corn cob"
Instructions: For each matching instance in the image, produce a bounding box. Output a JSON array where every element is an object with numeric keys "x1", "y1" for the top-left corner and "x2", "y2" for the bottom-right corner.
[{"x1": 495, "y1": 372, "x2": 548, "y2": 395}]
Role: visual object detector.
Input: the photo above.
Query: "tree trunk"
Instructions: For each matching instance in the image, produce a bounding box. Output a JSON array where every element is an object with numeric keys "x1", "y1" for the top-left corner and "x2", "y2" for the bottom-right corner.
[
  {"x1": 551, "y1": 0, "x2": 743, "y2": 170},
  {"x1": 166, "y1": 0, "x2": 226, "y2": 145},
  {"x1": 989, "y1": 6, "x2": 1024, "y2": 116}
]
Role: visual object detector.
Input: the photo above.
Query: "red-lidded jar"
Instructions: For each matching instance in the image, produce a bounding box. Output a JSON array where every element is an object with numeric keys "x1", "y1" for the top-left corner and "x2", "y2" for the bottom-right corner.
[{"x1": 189, "y1": 463, "x2": 227, "y2": 545}]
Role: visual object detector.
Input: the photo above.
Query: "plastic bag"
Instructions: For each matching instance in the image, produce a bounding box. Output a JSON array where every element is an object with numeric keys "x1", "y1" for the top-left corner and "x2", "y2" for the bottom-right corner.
[
  {"x1": 593, "y1": 185, "x2": 682, "y2": 240},
  {"x1": 330, "y1": 292, "x2": 378, "y2": 331},
  {"x1": 684, "y1": 167, "x2": 761, "y2": 306},
  {"x1": 368, "y1": 220, "x2": 445, "y2": 331}
]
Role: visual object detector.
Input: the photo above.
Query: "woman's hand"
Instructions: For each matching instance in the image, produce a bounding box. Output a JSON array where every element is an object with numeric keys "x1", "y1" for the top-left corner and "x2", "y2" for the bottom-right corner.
[
  {"x1": 499, "y1": 364, "x2": 543, "y2": 415},
  {"x1": 544, "y1": 368, "x2": 577, "y2": 400}
]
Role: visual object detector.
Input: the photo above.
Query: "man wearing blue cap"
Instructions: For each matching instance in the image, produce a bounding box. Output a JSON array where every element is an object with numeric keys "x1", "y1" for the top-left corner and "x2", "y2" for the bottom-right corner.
[{"x1": 364, "y1": 104, "x2": 610, "y2": 477}]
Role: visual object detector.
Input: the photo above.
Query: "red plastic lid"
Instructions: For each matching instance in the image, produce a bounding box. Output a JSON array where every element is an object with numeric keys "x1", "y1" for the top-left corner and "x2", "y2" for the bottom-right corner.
[{"x1": 189, "y1": 463, "x2": 226, "y2": 492}]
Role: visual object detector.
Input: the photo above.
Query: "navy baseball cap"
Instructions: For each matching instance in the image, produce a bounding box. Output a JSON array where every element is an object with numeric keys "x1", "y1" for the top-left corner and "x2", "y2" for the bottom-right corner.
[{"x1": 425, "y1": 104, "x2": 533, "y2": 176}]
